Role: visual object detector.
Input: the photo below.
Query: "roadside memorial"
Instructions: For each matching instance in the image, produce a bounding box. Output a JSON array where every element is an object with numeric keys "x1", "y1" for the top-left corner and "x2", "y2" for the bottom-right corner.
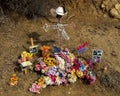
[
  {"x1": 28, "y1": 46, "x2": 97, "y2": 93},
  {"x1": 12, "y1": 37, "x2": 100, "y2": 93}
]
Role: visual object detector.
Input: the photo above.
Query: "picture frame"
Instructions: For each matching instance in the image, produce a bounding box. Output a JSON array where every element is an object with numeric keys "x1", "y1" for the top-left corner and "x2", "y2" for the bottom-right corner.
[
  {"x1": 92, "y1": 50, "x2": 103, "y2": 63},
  {"x1": 29, "y1": 45, "x2": 38, "y2": 54}
]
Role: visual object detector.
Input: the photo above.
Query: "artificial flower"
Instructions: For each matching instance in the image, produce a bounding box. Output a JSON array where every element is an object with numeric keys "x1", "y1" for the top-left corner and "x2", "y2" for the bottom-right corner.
[
  {"x1": 68, "y1": 74, "x2": 77, "y2": 83},
  {"x1": 44, "y1": 76, "x2": 54, "y2": 85},
  {"x1": 29, "y1": 83, "x2": 40, "y2": 93},
  {"x1": 21, "y1": 51, "x2": 33, "y2": 61},
  {"x1": 79, "y1": 64, "x2": 86, "y2": 72},
  {"x1": 81, "y1": 60, "x2": 89, "y2": 68},
  {"x1": 55, "y1": 76, "x2": 62, "y2": 85},
  {"x1": 35, "y1": 64, "x2": 41, "y2": 71},
  {"x1": 55, "y1": 55, "x2": 65, "y2": 70},
  {"x1": 68, "y1": 53, "x2": 75, "y2": 63},
  {"x1": 46, "y1": 66, "x2": 57, "y2": 76},
  {"x1": 38, "y1": 78, "x2": 45, "y2": 87},
  {"x1": 41, "y1": 66, "x2": 49, "y2": 73},
  {"x1": 44, "y1": 57, "x2": 56, "y2": 66},
  {"x1": 58, "y1": 51, "x2": 71, "y2": 63},
  {"x1": 41, "y1": 46, "x2": 50, "y2": 52},
  {"x1": 85, "y1": 71, "x2": 96, "y2": 84},
  {"x1": 9, "y1": 74, "x2": 18, "y2": 86},
  {"x1": 76, "y1": 70, "x2": 84, "y2": 78}
]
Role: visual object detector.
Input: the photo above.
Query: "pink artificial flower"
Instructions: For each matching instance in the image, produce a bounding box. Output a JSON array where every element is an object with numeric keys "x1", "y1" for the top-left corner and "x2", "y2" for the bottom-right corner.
[
  {"x1": 29, "y1": 83, "x2": 40, "y2": 93},
  {"x1": 35, "y1": 64, "x2": 41, "y2": 71},
  {"x1": 55, "y1": 77, "x2": 62, "y2": 85},
  {"x1": 77, "y1": 42, "x2": 89, "y2": 50},
  {"x1": 39, "y1": 61, "x2": 46, "y2": 68},
  {"x1": 18, "y1": 59, "x2": 23, "y2": 64},
  {"x1": 63, "y1": 79, "x2": 68, "y2": 85}
]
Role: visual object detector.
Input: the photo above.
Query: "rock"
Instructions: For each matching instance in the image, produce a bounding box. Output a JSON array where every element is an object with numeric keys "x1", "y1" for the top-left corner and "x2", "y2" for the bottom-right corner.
[
  {"x1": 100, "y1": 0, "x2": 120, "y2": 19},
  {"x1": 110, "y1": 50, "x2": 117, "y2": 57},
  {"x1": 68, "y1": 91, "x2": 71, "y2": 94},
  {"x1": 110, "y1": 4, "x2": 120, "y2": 19},
  {"x1": 101, "y1": 0, "x2": 118, "y2": 12}
]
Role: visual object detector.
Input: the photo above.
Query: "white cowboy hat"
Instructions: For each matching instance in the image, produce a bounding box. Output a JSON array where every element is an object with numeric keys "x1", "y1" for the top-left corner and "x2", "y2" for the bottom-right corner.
[{"x1": 56, "y1": 7, "x2": 65, "y2": 16}]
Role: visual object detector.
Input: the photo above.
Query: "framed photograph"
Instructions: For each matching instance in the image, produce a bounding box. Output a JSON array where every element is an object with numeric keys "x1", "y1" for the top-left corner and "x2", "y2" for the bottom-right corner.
[
  {"x1": 29, "y1": 45, "x2": 38, "y2": 54},
  {"x1": 92, "y1": 50, "x2": 103, "y2": 63},
  {"x1": 92, "y1": 50, "x2": 103, "y2": 56}
]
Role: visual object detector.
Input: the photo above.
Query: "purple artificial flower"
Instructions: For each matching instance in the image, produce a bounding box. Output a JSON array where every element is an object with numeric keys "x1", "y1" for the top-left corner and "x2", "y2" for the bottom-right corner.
[
  {"x1": 88, "y1": 60, "x2": 93, "y2": 68},
  {"x1": 46, "y1": 66, "x2": 57, "y2": 76}
]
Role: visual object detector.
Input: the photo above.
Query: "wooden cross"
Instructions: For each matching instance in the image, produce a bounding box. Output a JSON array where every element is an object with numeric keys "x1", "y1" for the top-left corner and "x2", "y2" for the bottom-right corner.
[{"x1": 29, "y1": 38, "x2": 38, "y2": 54}]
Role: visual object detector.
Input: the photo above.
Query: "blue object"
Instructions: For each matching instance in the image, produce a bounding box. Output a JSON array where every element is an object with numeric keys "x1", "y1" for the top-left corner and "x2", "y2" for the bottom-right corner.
[
  {"x1": 77, "y1": 47, "x2": 88, "y2": 54},
  {"x1": 59, "y1": 73, "x2": 63, "y2": 79},
  {"x1": 53, "y1": 46, "x2": 61, "y2": 53},
  {"x1": 79, "y1": 64, "x2": 86, "y2": 71}
]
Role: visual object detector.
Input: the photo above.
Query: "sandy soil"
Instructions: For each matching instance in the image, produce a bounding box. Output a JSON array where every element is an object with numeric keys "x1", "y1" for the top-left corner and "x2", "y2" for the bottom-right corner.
[{"x1": 0, "y1": 11, "x2": 120, "y2": 96}]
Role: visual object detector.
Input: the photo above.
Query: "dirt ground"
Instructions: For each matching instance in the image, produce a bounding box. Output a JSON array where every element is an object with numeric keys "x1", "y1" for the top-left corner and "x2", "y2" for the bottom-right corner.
[{"x1": 0, "y1": 4, "x2": 120, "y2": 96}]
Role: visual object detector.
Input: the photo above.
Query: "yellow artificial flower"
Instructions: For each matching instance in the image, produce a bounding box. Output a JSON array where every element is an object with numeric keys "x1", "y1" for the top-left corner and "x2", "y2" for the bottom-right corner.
[
  {"x1": 44, "y1": 57, "x2": 56, "y2": 66},
  {"x1": 21, "y1": 51, "x2": 33, "y2": 61},
  {"x1": 38, "y1": 78, "x2": 44, "y2": 87},
  {"x1": 76, "y1": 70, "x2": 83, "y2": 78},
  {"x1": 38, "y1": 78, "x2": 44, "y2": 83},
  {"x1": 70, "y1": 69, "x2": 75, "y2": 75}
]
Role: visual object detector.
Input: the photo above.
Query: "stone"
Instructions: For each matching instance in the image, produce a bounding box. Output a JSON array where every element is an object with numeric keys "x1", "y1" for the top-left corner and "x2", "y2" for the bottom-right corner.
[
  {"x1": 100, "y1": 0, "x2": 120, "y2": 19},
  {"x1": 101, "y1": 0, "x2": 118, "y2": 12},
  {"x1": 110, "y1": 4, "x2": 120, "y2": 19}
]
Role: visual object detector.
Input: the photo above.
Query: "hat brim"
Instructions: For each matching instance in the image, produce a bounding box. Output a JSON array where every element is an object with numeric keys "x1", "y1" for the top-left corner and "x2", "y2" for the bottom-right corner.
[{"x1": 56, "y1": 12, "x2": 65, "y2": 16}]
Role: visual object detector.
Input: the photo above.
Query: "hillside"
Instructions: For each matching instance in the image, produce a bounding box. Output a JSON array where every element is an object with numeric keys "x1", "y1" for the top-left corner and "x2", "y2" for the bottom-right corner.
[{"x1": 0, "y1": 0, "x2": 120, "y2": 96}]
